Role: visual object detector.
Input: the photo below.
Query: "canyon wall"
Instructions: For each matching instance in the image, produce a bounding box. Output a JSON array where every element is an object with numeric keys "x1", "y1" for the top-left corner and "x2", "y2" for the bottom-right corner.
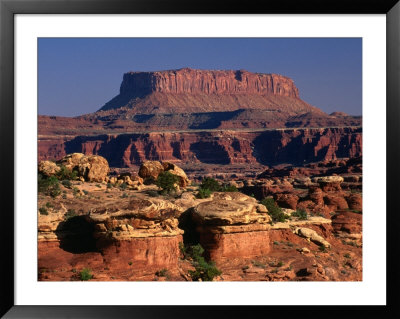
[
  {"x1": 119, "y1": 68, "x2": 300, "y2": 97},
  {"x1": 38, "y1": 127, "x2": 362, "y2": 167}
]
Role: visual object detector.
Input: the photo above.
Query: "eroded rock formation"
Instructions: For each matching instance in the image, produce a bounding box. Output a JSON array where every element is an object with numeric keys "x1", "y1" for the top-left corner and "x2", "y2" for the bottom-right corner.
[
  {"x1": 99, "y1": 68, "x2": 320, "y2": 114},
  {"x1": 38, "y1": 127, "x2": 362, "y2": 166}
]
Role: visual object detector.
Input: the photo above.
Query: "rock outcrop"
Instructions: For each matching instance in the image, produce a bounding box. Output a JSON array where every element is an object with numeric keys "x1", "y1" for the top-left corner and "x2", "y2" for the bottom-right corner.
[
  {"x1": 138, "y1": 161, "x2": 164, "y2": 180},
  {"x1": 293, "y1": 227, "x2": 331, "y2": 248},
  {"x1": 56, "y1": 153, "x2": 110, "y2": 182},
  {"x1": 138, "y1": 161, "x2": 190, "y2": 187},
  {"x1": 38, "y1": 197, "x2": 185, "y2": 277},
  {"x1": 191, "y1": 193, "x2": 272, "y2": 262},
  {"x1": 38, "y1": 160, "x2": 61, "y2": 177}
]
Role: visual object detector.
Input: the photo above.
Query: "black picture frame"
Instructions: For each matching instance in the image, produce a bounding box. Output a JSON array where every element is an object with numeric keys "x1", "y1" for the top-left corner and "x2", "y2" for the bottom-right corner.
[{"x1": 1, "y1": 0, "x2": 399, "y2": 317}]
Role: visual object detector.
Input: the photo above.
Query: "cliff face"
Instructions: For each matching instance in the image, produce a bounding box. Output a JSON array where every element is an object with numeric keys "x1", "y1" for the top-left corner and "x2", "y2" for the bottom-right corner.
[
  {"x1": 99, "y1": 68, "x2": 321, "y2": 114},
  {"x1": 38, "y1": 127, "x2": 362, "y2": 167},
  {"x1": 119, "y1": 68, "x2": 299, "y2": 97}
]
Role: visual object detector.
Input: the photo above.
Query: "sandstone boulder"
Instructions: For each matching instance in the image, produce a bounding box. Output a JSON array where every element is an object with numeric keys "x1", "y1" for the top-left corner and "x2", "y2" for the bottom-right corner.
[
  {"x1": 293, "y1": 227, "x2": 331, "y2": 248},
  {"x1": 162, "y1": 162, "x2": 190, "y2": 187},
  {"x1": 77, "y1": 155, "x2": 109, "y2": 182},
  {"x1": 57, "y1": 153, "x2": 85, "y2": 170},
  {"x1": 193, "y1": 193, "x2": 270, "y2": 226},
  {"x1": 138, "y1": 161, "x2": 164, "y2": 180},
  {"x1": 315, "y1": 176, "x2": 344, "y2": 192},
  {"x1": 38, "y1": 160, "x2": 61, "y2": 177},
  {"x1": 57, "y1": 153, "x2": 109, "y2": 182},
  {"x1": 86, "y1": 198, "x2": 184, "y2": 240}
]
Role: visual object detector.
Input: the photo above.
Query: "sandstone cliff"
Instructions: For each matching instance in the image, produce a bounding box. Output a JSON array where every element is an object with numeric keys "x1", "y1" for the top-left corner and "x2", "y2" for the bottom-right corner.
[
  {"x1": 38, "y1": 127, "x2": 362, "y2": 167},
  {"x1": 119, "y1": 68, "x2": 299, "y2": 97}
]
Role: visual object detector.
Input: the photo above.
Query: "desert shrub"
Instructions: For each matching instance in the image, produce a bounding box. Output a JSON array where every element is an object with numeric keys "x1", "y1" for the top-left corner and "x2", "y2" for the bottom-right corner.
[
  {"x1": 120, "y1": 193, "x2": 128, "y2": 198},
  {"x1": 319, "y1": 245, "x2": 328, "y2": 252},
  {"x1": 184, "y1": 244, "x2": 222, "y2": 281},
  {"x1": 39, "y1": 207, "x2": 48, "y2": 215},
  {"x1": 119, "y1": 182, "x2": 128, "y2": 190},
  {"x1": 45, "y1": 202, "x2": 53, "y2": 208},
  {"x1": 65, "y1": 209, "x2": 77, "y2": 220},
  {"x1": 107, "y1": 183, "x2": 113, "y2": 189},
  {"x1": 196, "y1": 188, "x2": 212, "y2": 199},
  {"x1": 82, "y1": 190, "x2": 89, "y2": 195},
  {"x1": 155, "y1": 171, "x2": 179, "y2": 194},
  {"x1": 38, "y1": 174, "x2": 61, "y2": 198},
  {"x1": 200, "y1": 177, "x2": 221, "y2": 192},
  {"x1": 146, "y1": 190, "x2": 160, "y2": 197},
  {"x1": 221, "y1": 184, "x2": 238, "y2": 192},
  {"x1": 56, "y1": 165, "x2": 78, "y2": 181},
  {"x1": 72, "y1": 187, "x2": 80, "y2": 197},
  {"x1": 291, "y1": 209, "x2": 308, "y2": 220},
  {"x1": 251, "y1": 260, "x2": 266, "y2": 269},
  {"x1": 61, "y1": 180, "x2": 72, "y2": 189},
  {"x1": 79, "y1": 268, "x2": 93, "y2": 281},
  {"x1": 179, "y1": 242, "x2": 186, "y2": 256},
  {"x1": 155, "y1": 269, "x2": 168, "y2": 277},
  {"x1": 261, "y1": 197, "x2": 289, "y2": 223}
]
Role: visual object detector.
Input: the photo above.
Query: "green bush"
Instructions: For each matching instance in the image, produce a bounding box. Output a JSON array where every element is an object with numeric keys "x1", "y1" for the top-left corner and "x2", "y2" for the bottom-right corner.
[
  {"x1": 61, "y1": 180, "x2": 72, "y2": 189},
  {"x1": 221, "y1": 184, "x2": 238, "y2": 192},
  {"x1": 155, "y1": 171, "x2": 179, "y2": 194},
  {"x1": 196, "y1": 188, "x2": 212, "y2": 199},
  {"x1": 56, "y1": 165, "x2": 78, "y2": 181},
  {"x1": 65, "y1": 209, "x2": 77, "y2": 220},
  {"x1": 261, "y1": 197, "x2": 289, "y2": 223},
  {"x1": 79, "y1": 268, "x2": 93, "y2": 281},
  {"x1": 200, "y1": 177, "x2": 221, "y2": 192},
  {"x1": 291, "y1": 209, "x2": 308, "y2": 220},
  {"x1": 39, "y1": 207, "x2": 48, "y2": 215},
  {"x1": 146, "y1": 190, "x2": 160, "y2": 197},
  {"x1": 184, "y1": 244, "x2": 222, "y2": 281},
  {"x1": 38, "y1": 174, "x2": 61, "y2": 198},
  {"x1": 155, "y1": 269, "x2": 168, "y2": 277},
  {"x1": 107, "y1": 183, "x2": 113, "y2": 189},
  {"x1": 119, "y1": 182, "x2": 128, "y2": 190}
]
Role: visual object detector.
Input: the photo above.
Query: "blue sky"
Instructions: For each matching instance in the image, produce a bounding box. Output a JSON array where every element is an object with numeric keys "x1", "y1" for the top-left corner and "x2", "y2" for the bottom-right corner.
[{"x1": 38, "y1": 38, "x2": 362, "y2": 117}]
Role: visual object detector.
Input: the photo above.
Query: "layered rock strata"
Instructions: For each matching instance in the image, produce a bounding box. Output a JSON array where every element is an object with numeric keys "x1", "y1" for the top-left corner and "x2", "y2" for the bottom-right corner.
[
  {"x1": 191, "y1": 192, "x2": 272, "y2": 262},
  {"x1": 38, "y1": 127, "x2": 362, "y2": 166},
  {"x1": 38, "y1": 198, "x2": 185, "y2": 275}
]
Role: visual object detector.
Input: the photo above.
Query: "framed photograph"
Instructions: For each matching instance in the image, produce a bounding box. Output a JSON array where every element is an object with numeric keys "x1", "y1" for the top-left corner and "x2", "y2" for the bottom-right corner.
[{"x1": 1, "y1": 0, "x2": 398, "y2": 317}]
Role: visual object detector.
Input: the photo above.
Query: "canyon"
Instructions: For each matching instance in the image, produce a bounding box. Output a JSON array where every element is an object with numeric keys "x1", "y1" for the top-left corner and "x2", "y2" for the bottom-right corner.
[
  {"x1": 37, "y1": 68, "x2": 363, "y2": 281},
  {"x1": 39, "y1": 127, "x2": 362, "y2": 169}
]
